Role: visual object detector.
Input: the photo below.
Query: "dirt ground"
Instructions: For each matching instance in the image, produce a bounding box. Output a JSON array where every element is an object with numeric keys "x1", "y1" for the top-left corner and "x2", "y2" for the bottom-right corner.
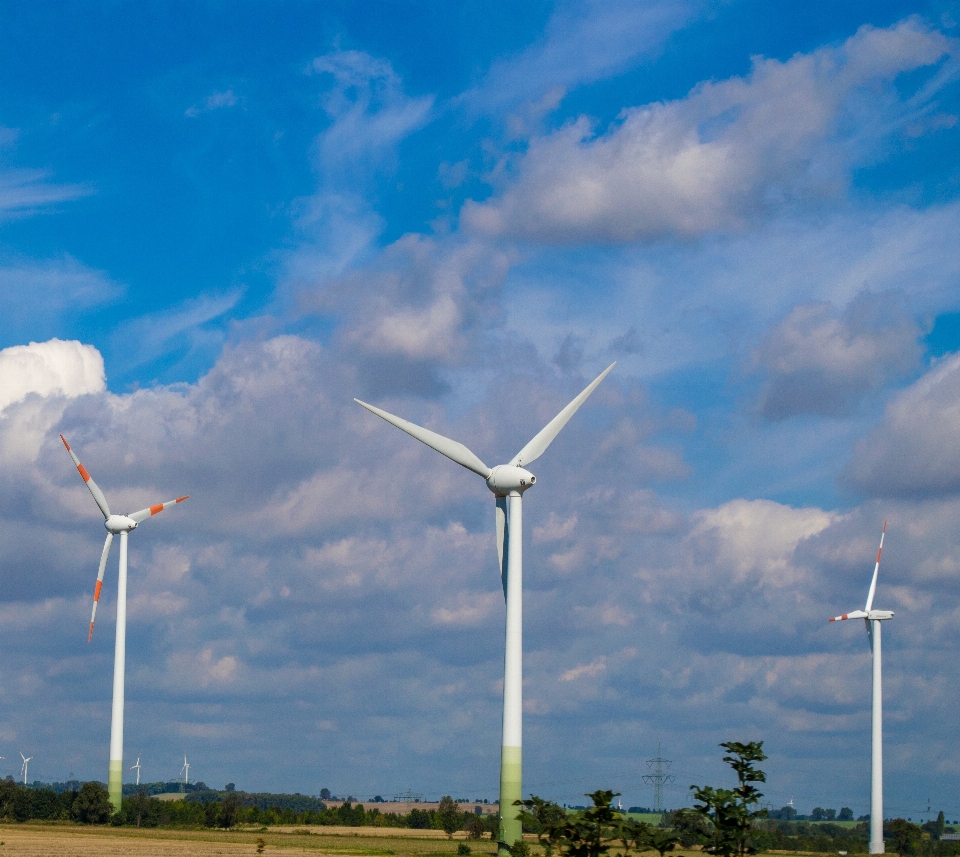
[{"x1": 0, "y1": 824, "x2": 503, "y2": 857}]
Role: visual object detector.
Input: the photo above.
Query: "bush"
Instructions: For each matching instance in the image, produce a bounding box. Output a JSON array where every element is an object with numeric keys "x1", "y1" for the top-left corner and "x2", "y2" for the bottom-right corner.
[{"x1": 72, "y1": 782, "x2": 112, "y2": 825}]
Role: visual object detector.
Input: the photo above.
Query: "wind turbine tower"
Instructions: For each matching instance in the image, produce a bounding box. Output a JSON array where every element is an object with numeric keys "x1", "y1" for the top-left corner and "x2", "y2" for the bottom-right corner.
[
  {"x1": 180, "y1": 755, "x2": 190, "y2": 788},
  {"x1": 19, "y1": 752, "x2": 33, "y2": 785},
  {"x1": 61, "y1": 435, "x2": 188, "y2": 811},
  {"x1": 131, "y1": 756, "x2": 142, "y2": 786},
  {"x1": 356, "y1": 363, "x2": 614, "y2": 853},
  {"x1": 829, "y1": 522, "x2": 893, "y2": 855}
]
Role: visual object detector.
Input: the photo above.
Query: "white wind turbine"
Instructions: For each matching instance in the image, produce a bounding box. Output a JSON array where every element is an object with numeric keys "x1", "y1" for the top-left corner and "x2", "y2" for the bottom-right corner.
[
  {"x1": 131, "y1": 756, "x2": 142, "y2": 786},
  {"x1": 356, "y1": 363, "x2": 614, "y2": 852},
  {"x1": 19, "y1": 751, "x2": 33, "y2": 785},
  {"x1": 180, "y1": 754, "x2": 190, "y2": 787},
  {"x1": 829, "y1": 521, "x2": 893, "y2": 855},
  {"x1": 61, "y1": 434, "x2": 189, "y2": 812}
]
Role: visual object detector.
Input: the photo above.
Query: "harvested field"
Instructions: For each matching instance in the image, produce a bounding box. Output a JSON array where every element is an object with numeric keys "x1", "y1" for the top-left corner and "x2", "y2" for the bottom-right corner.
[{"x1": 0, "y1": 824, "x2": 720, "y2": 857}]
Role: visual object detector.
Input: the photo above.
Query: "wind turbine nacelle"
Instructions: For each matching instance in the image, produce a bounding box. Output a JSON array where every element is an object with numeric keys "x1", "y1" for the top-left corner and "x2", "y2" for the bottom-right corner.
[
  {"x1": 868, "y1": 610, "x2": 894, "y2": 620},
  {"x1": 105, "y1": 515, "x2": 138, "y2": 534},
  {"x1": 486, "y1": 465, "x2": 536, "y2": 496}
]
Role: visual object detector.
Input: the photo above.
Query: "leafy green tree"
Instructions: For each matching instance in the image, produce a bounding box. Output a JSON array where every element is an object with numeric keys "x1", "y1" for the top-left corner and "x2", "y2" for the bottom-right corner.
[
  {"x1": 466, "y1": 813, "x2": 486, "y2": 839},
  {"x1": 690, "y1": 741, "x2": 768, "y2": 857},
  {"x1": 838, "y1": 808, "x2": 854, "y2": 822},
  {"x1": 621, "y1": 818, "x2": 679, "y2": 857},
  {"x1": 72, "y1": 781, "x2": 112, "y2": 824},
  {"x1": 438, "y1": 796, "x2": 462, "y2": 838},
  {"x1": 517, "y1": 790, "x2": 623, "y2": 857},
  {"x1": 220, "y1": 792, "x2": 239, "y2": 829},
  {"x1": 923, "y1": 812, "x2": 946, "y2": 840},
  {"x1": 887, "y1": 819, "x2": 925, "y2": 855},
  {"x1": 666, "y1": 808, "x2": 713, "y2": 847}
]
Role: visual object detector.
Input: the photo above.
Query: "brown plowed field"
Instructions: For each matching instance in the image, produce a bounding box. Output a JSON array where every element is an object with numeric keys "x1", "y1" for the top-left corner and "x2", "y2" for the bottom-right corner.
[{"x1": 0, "y1": 824, "x2": 503, "y2": 857}]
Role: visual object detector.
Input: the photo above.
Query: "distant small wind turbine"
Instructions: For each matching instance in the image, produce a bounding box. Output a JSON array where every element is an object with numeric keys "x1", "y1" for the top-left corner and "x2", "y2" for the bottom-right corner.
[
  {"x1": 829, "y1": 522, "x2": 893, "y2": 855},
  {"x1": 131, "y1": 756, "x2": 141, "y2": 786},
  {"x1": 356, "y1": 362, "x2": 614, "y2": 852},
  {"x1": 180, "y1": 754, "x2": 190, "y2": 786},
  {"x1": 19, "y1": 752, "x2": 33, "y2": 785},
  {"x1": 61, "y1": 434, "x2": 188, "y2": 811}
]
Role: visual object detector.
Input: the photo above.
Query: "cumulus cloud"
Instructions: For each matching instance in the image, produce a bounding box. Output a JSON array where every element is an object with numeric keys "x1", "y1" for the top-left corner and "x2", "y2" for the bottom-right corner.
[
  {"x1": 0, "y1": 339, "x2": 105, "y2": 413},
  {"x1": 754, "y1": 296, "x2": 923, "y2": 419},
  {"x1": 462, "y1": 18, "x2": 954, "y2": 243},
  {"x1": 845, "y1": 352, "x2": 960, "y2": 497}
]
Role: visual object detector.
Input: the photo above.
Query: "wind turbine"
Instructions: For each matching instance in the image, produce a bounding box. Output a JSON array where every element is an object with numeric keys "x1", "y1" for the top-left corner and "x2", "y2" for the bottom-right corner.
[
  {"x1": 19, "y1": 752, "x2": 33, "y2": 785},
  {"x1": 61, "y1": 434, "x2": 188, "y2": 812},
  {"x1": 355, "y1": 363, "x2": 614, "y2": 852},
  {"x1": 131, "y1": 756, "x2": 141, "y2": 786},
  {"x1": 829, "y1": 521, "x2": 893, "y2": 855},
  {"x1": 180, "y1": 754, "x2": 190, "y2": 788}
]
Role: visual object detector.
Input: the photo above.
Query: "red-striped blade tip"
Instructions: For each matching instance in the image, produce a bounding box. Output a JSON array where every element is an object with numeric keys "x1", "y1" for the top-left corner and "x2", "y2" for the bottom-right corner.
[
  {"x1": 176, "y1": 496, "x2": 189, "y2": 503},
  {"x1": 60, "y1": 434, "x2": 71, "y2": 450},
  {"x1": 882, "y1": 520, "x2": 887, "y2": 533},
  {"x1": 88, "y1": 622, "x2": 94, "y2": 643}
]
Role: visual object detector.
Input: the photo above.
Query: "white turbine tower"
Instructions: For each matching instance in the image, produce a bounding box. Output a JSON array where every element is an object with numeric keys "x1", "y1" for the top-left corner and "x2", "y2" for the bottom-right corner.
[
  {"x1": 61, "y1": 434, "x2": 189, "y2": 812},
  {"x1": 180, "y1": 754, "x2": 190, "y2": 787},
  {"x1": 19, "y1": 752, "x2": 33, "y2": 785},
  {"x1": 131, "y1": 756, "x2": 142, "y2": 786},
  {"x1": 355, "y1": 363, "x2": 614, "y2": 852},
  {"x1": 829, "y1": 521, "x2": 893, "y2": 855}
]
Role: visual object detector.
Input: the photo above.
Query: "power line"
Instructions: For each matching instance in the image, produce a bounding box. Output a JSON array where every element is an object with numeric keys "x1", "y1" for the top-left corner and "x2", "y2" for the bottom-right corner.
[{"x1": 642, "y1": 743, "x2": 675, "y2": 813}]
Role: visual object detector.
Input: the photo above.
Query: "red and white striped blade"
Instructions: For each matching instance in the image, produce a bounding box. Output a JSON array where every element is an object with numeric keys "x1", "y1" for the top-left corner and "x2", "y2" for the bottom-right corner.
[
  {"x1": 864, "y1": 520, "x2": 887, "y2": 613},
  {"x1": 60, "y1": 435, "x2": 111, "y2": 520},
  {"x1": 129, "y1": 495, "x2": 189, "y2": 523},
  {"x1": 89, "y1": 532, "x2": 114, "y2": 643},
  {"x1": 829, "y1": 609, "x2": 868, "y2": 622}
]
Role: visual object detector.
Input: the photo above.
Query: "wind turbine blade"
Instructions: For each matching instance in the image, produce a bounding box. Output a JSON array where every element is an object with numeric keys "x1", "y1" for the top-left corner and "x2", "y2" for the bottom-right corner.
[
  {"x1": 354, "y1": 399, "x2": 491, "y2": 478},
  {"x1": 829, "y1": 610, "x2": 868, "y2": 622},
  {"x1": 864, "y1": 521, "x2": 886, "y2": 613},
  {"x1": 129, "y1": 496, "x2": 189, "y2": 523},
  {"x1": 89, "y1": 532, "x2": 114, "y2": 642},
  {"x1": 60, "y1": 435, "x2": 111, "y2": 519},
  {"x1": 496, "y1": 497, "x2": 508, "y2": 600},
  {"x1": 509, "y1": 363, "x2": 615, "y2": 467}
]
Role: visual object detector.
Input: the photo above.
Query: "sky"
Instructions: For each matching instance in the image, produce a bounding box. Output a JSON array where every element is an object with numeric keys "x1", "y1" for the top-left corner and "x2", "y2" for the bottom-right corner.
[{"x1": 1, "y1": 0, "x2": 960, "y2": 820}]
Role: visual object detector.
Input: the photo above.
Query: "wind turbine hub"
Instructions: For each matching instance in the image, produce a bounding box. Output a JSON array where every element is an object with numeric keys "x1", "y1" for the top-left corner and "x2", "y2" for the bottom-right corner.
[
  {"x1": 868, "y1": 610, "x2": 894, "y2": 620},
  {"x1": 105, "y1": 515, "x2": 138, "y2": 534},
  {"x1": 486, "y1": 465, "x2": 536, "y2": 496}
]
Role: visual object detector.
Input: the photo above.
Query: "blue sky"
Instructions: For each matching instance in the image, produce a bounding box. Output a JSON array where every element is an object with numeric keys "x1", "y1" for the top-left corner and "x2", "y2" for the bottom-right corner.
[{"x1": 2, "y1": 0, "x2": 960, "y2": 820}]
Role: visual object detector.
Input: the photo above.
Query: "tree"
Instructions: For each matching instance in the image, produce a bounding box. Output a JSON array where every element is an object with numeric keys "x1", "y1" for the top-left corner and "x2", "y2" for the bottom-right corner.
[
  {"x1": 220, "y1": 792, "x2": 239, "y2": 829},
  {"x1": 225, "y1": 783, "x2": 236, "y2": 792},
  {"x1": 666, "y1": 809, "x2": 713, "y2": 847},
  {"x1": 517, "y1": 790, "x2": 623, "y2": 857},
  {"x1": 438, "y1": 796, "x2": 462, "y2": 838},
  {"x1": 320, "y1": 788, "x2": 332, "y2": 800},
  {"x1": 466, "y1": 813, "x2": 486, "y2": 840},
  {"x1": 72, "y1": 781, "x2": 112, "y2": 824},
  {"x1": 923, "y1": 812, "x2": 946, "y2": 841},
  {"x1": 838, "y1": 808, "x2": 854, "y2": 822},
  {"x1": 621, "y1": 818, "x2": 679, "y2": 857},
  {"x1": 690, "y1": 741, "x2": 768, "y2": 857},
  {"x1": 887, "y1": 819, "x2": 925, "y2": 855}
]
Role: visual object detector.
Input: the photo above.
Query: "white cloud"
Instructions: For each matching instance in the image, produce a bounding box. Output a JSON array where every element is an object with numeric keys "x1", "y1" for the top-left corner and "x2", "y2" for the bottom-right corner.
[
  {"x1": 845, "y1": 352, "x2": 960, "y2": 497},
  {"x1": 185, "y1": 89, "x2": 240, "y2": 117},
  {"x1": 0, "y1": 339, "x2": 105, "y2": 413},
  {"x1": 463, "y1": 18, "x2": 954, "y2": 243},
  {"x1": 460, "y1": 0, "x2": 699, "y2": 121},
  {"x1": 310, "y1": 50, "x2": 433, "y2": 180},
  {"x1": 754, "y1": 296, "x2": 923, "y2": 419}
]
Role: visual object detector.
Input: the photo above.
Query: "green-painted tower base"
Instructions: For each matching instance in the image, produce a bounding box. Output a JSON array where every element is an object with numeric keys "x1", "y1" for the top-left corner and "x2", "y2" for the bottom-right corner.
[
  {"x1": 498, "y1": 745, "x2": 522, "y2": 855},
  {"x1": 108, "y1": 759, "x2": 123, "y2": 813}
]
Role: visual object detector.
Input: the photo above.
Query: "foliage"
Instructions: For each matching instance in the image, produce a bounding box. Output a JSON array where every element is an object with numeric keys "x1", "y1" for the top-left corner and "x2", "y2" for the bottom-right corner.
[
  {"x1": 663, "y1": 809, "x2": 712, "y2": 847},
  {"x1": 518, "y1": 790, "x2": 626, "y2": 857},
  {"x1": 888, "y1": 819, "x2": 927, "y2": 855},
  {"x1": 458, "y1": 844, "x2": 472, "y2": 855},
  {"x1": 72, "y1": 781, "x2": 113, "y2": 824},
  {"x1": 438, "y1": 796, "x2": 462, "y2": 838},
  {"x1": 924, "y1": 813, "x2": 947, "y2": 841},
  {"x1": 689, "y1": 741, "x2": 768, "y2": 857}
]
